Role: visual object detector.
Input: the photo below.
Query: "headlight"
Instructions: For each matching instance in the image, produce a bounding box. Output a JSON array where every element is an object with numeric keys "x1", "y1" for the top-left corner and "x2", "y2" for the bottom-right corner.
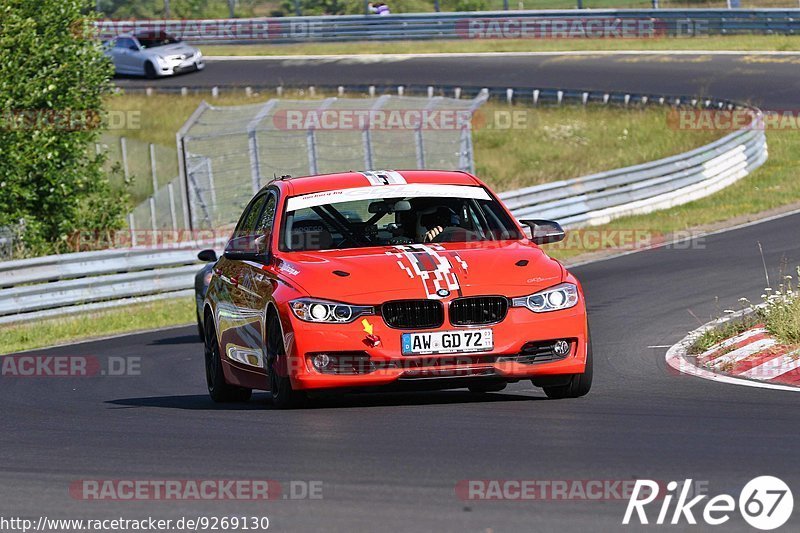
[
  {"x1": 290, "y1": 298, "x2": 374, "y2": 324},
  {"x1": 511, "y1": 282, "x2": 579, "y2": 313}
]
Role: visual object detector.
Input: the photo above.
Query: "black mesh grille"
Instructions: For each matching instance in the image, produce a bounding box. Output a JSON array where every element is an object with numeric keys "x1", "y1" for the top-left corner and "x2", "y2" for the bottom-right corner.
[
  {"x1": 513, "y1": 341, "x2": 572, "y2": 364},
  {"x1": 449, "y1": 296, "x2": 508, "y2": 326},
  {"x1": 382, "y1": 300, "x2": 444, "y2": 329}
]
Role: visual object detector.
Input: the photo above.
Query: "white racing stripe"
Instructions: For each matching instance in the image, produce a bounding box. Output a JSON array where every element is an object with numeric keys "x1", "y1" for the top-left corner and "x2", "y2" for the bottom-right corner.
[
  {"x1": 286, "y1": 183, "x2": 490, "y2": 211},
  {"x1": 361, "y1": 170, "x2": 407, "y2": 186}
]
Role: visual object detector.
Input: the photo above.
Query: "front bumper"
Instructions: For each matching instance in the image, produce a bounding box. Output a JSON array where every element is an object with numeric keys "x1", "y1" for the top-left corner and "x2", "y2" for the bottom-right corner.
[
  {"x1": 157, "y1": 57, "x2": 204, "y2": 76},
  {"x1": 284, "y1": 304, "x2": 589, "y2": 391}
]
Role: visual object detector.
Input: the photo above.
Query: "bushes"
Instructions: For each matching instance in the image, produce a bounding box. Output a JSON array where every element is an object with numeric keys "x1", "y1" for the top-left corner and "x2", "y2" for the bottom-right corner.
[{"x1": 0, "y1": 0, "x2": 127, "y2": 256}]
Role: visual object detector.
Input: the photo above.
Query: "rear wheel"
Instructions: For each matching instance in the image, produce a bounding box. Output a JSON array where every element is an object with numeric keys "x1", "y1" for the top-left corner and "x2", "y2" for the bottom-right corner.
[
  {"x1": 204, "y1": 318, "x2": 252, "y2": 403},
  {"x1": 266, "y1": 313, "x2": 306, "y2": 409},
  {"x1": 196, "y1": 310, "x2": 204, "y2": 342},
  {"x1": 144, "y1": 61, "x2": 156, "y2": 79},
  {"x1": 542, "y1": 338, "x2": 593, "y2": 399}
]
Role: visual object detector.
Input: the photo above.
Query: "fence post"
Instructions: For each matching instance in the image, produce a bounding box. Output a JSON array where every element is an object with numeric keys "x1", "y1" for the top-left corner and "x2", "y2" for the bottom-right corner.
[
  {"x1": 120, "y1": 137, "x2": 129, "y2": 182},
  {"x1": 246, "y1": 99, "x2": 278, "y2": 193},
  {"x1": 459, "y1": 91, "x2": 489, "y2": 173},
  {"x1": 363, "y1": 95, "x2": 389, "y2": 171},
  {"x1": 307, "y1": 98, "x2": 336, "y2": 175},
  {"x1": 168, "y1": 182, "x2": 178, "y2": 231},
  {"x1": 176, "y1": 101, "x2": 210, "y2": 232},
  {"x1": 128, "y1": 213, "x2": 137, "y2": 247},
  {"x1": 416, "y1": 97, "x2": 442, "y2": 170},
  {"x1": 206, "y1": 158, "x2": 217, "y2": 226},
  {"x1": 149, "y1": 196, "x2": 157, "y2": 233},
  {"x1": 149, "y1": 143, "x2": 158, "y2": 194}
]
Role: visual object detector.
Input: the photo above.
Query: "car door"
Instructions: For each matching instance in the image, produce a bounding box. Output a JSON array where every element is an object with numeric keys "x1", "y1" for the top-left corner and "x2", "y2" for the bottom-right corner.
[
  {"x1": 216, "y1": 193, "x2": 270, "y2": 374},
  {"x1": 236, "y1": 192, "x2": 279, "y2": 376},
  {"x1": 111, "y1": 37, "x2": 141, "y2": 74}
]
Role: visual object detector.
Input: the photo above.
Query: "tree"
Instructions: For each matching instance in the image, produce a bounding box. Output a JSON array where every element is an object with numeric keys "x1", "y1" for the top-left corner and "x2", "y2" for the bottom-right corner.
[{"x1": 0, "y1": 0, "x2": 127, "y2": 255}]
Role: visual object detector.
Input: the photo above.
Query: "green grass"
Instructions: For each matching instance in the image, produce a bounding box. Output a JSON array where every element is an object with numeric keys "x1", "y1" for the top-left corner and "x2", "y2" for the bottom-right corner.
[
  {"x1": 0, "y1": 297, "x2": 196, "y2": 355},
  {"x1": 688, "y1": 315, "x2": 758, "y2": 355},
  {"x1": 473, "y1": 105, "x2": 721, "y2": 191},
  {"x1": 760, "y1": 277, "x2": 800, "y2": 345},
  {"x1": 61, "y1": 92, "x2": 796, "y2": 351},
  {"x1": 201, "y1": 35, "x2": 800, "y2": 57},
  {"x1": 539, "y1": 126, "x2": 800, "y2": 261},
  {"x1": 106, "y1": 92, "x2": 722, "y2": 203}
]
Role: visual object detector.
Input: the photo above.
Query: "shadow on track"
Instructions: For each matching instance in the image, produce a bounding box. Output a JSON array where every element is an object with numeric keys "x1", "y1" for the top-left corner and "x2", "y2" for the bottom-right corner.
[
  {"x1": 107, "y1": 390, "x2": 545, "y2": 411},
  {"x1": 148, "y1": 334, "x2": 202, "y2": 346}
]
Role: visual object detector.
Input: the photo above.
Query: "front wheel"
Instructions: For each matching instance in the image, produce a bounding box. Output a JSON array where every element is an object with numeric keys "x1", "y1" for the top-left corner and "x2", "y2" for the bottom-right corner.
[
  {"x1": 266, "y1": 313, "x2": 306, "y2": 409},
  {"x1": 144, "y1": 61, "x2": 156, "y2": 79},
  {"x1": 204, "y1": 319, "x2": 252, "y2": 403},
  {"x1": 542, "y1": 338, "x2": 593, "y2": 399}
]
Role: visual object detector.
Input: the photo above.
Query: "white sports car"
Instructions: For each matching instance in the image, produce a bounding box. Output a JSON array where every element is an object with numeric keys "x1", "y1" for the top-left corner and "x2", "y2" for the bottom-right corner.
[{"x1": 105, "y1": 32, "x2": 204, "y2": 78}]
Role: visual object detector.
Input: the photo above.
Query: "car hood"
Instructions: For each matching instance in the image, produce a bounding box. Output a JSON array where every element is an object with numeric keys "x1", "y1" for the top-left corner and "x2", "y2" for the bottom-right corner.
[
  {"x1": 275, "y1": 241, "x2": 564, "y2": 303},
  {"x1": 147, "y1": 43, "x2": 197, "y2": 58}
]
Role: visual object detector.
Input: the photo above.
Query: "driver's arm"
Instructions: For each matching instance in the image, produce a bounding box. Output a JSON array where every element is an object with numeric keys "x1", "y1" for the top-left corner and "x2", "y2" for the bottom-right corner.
[{"x1": 423, "y1": 226, "x2": 444, "y2": 243}]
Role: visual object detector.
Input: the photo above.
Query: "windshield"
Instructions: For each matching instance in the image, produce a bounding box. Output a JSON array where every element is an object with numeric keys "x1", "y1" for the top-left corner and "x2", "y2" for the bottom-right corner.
[
  {"x1": 280, "y1": 186, "x2": 522, "y2": 251},
  {"x1": 136, "y1": 33, "x2": 180, "y2": 48}
]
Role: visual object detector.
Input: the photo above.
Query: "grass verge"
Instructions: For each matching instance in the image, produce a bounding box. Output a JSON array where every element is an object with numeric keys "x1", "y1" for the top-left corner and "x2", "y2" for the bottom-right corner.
[
  {"x1": 687, "y1": 274, "x2": 800, "y2": 356},
  {"x1": 687, "y1": 315, "x2": 758, "y2": 355},
  {"x1": 541, "y1": 126, "x2": 800, "y2": 262},
  {"x1": 106, "y1": 93, "x2": 722, "y2": 200},
  {"x1": 0, "y1": 297, "x2": 196, "y2": 355},
  {"x1": 42, "y1": 93, "x2": 793, "y2": 351},
  {"x1": 761, "y1": 278, "x2": 800, "y2": 345},
  {"x1": 200, "y1": 35, "x2": 800, "y2": 57}
]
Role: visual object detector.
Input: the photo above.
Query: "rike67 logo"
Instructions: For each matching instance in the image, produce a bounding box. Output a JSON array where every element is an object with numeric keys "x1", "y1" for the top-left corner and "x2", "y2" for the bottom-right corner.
[{"x1": 623, "y1": 476, "x2": 793, "y2": 530}]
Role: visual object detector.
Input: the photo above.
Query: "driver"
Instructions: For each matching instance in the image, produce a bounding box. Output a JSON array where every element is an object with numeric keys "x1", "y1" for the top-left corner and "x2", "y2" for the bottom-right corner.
[{"x1": 420, "y1": 206, "x2": 461, "y2": 243}]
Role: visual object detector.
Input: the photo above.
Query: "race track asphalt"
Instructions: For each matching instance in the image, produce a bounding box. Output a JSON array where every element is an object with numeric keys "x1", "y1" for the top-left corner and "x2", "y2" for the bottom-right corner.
[
  {"x1": 2, "y1": 52, "x2": 800, "y2": 532},
  {"x1": 115, "y1": 52, "x2": 800, "y2": 109}
]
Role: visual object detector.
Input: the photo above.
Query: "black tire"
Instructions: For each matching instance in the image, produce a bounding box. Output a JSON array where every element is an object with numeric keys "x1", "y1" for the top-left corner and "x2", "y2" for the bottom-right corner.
[
  {"x1": 144, "y1": 61, "x2": 156, "y2": 79},
  {"x1": 266, "y1": 313, "x2": 306, "y2": 409},
  {"x1": 468, "y1": 381, "x2": 507, "y2": 393},
  {"x1": 196, "y1": 310, "x2": 204, "y2": 342},
  {"x1": 204, "y1": 318, "x2": 252, "y2": 403},
  {"x1": 542, "y1": 337, "x2": 593, "y2": 399}
]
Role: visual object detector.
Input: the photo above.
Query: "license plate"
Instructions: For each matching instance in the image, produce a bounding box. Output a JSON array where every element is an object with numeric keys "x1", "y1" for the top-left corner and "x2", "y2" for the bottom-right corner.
[{"x1": 401, "y1": 329, "x2": 493, "y2": 355}]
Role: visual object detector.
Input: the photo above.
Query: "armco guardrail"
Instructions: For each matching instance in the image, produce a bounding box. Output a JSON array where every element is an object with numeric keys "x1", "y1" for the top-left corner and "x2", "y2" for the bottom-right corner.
[
  {"x1": 98, "y1": 9, "x2": 800, "y2": 45},
  {"x1": 0, "y1": 243, "x2": 220, "y2": 325},
  {"x1": 499, "y1": 122, "x2": 767, "y2": 228},
  {"x1": 0, "y1": 88, "x2": 767, "y2": 325}
]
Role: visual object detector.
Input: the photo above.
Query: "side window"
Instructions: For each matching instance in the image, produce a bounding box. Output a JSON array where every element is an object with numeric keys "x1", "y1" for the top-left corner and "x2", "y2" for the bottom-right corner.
[
  {"x1": 115, "y1": 38, "x2": 132, "y2": 49},
  {"x1": 233, "y1": 195, "x2": 268, "y2": 239},
  {"x1": 255, "y1": 194, "x2": 277, "y2": 236}
]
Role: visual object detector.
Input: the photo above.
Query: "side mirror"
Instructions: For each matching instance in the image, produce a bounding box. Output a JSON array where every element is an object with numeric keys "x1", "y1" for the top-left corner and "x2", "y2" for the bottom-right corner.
[
  {"x1": 197, "y1": 249, "x2": 217, "y2": 262},
  {"x1": 223, "y1": 234, "x2": 272, "y2": 264},
  {"x1": 520, "y1": 219, "x2": 566, "y2": 245}
]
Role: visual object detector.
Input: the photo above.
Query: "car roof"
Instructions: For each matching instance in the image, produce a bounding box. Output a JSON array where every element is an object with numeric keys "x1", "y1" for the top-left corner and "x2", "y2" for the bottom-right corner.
[{"x1": 275, "y1": 170, "x2": 483, "y2": 197}]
